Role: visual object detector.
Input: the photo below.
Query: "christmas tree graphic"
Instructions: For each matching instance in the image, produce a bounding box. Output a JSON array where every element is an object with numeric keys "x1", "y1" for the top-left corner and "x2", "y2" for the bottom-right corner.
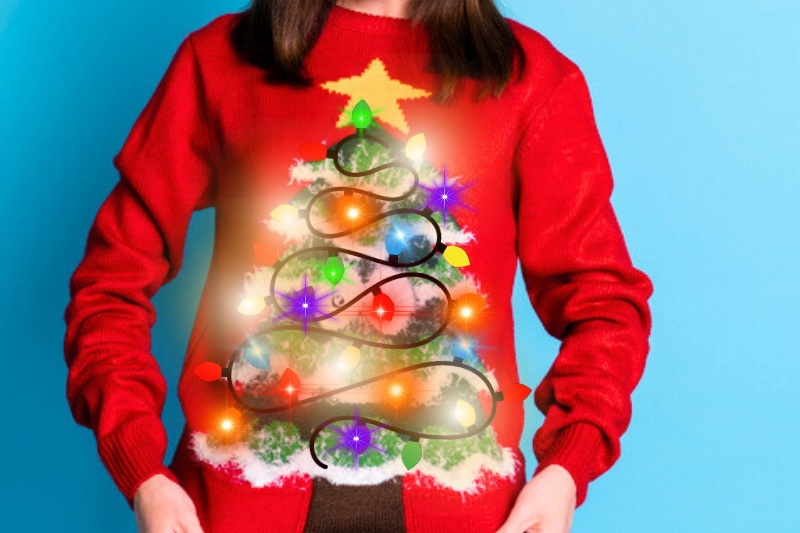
[{"x1": 191, "y1": 98, "x2": 531, "y2": 492}]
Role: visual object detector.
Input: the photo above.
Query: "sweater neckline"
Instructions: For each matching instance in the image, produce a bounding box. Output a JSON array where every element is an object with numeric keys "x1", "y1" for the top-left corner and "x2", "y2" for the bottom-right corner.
[{"x1": 327, "y1": 4, "x2": 421, "y2": 37}]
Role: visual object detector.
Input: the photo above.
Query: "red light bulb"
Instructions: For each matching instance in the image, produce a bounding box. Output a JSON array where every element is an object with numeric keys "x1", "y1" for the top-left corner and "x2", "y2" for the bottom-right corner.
[
  {"x1": 194, "y1": 362, "x2": 222, "y2": 381},
  {"x1": 372, "y1": 293, "x2": 395, "y2": 321},
  {"x1": 501, "y1": 383, "x2": 532, "y2": 403},
  {"x1": 299, "y1": 141, "x2": 328, "y2": 161},
  {"x1": 277, "y1": 368, "x2": 302, "y2": 394}
]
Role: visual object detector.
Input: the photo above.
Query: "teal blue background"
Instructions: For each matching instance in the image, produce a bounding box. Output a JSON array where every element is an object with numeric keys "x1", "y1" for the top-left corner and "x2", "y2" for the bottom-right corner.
[{"x1": 1, "y1": 1, "x2": 798, "y2": 531}]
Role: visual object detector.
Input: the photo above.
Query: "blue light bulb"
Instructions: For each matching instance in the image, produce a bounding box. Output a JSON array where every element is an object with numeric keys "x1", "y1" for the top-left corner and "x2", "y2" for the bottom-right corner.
[
  {"x1": 451, "y1": 335, "x2": 476, "y2": 360},
  {"x1": 244, "y1": 345, "x2": 271, "y2": 370},
  {"x1": 385, "y1": 227, "x2": 406, "y2": 255}
]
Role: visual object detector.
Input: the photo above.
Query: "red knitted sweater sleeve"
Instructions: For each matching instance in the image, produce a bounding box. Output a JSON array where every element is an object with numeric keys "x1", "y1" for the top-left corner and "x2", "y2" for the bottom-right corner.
[
  {"x1": 63, "y1": 33, "x2": 216, "y2": 507},
  {"x1": 514, "y1": 66, "x2": 654, "y2": 507}
]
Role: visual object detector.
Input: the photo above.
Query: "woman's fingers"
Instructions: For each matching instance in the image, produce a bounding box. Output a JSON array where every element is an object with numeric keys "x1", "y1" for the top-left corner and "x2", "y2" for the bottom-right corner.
[
  {"x1": 178, "y1": 511, "x2": 205, "y2": 533},
  {"x1": 134, "y1": 473, "x2": 203, "y2": 533},
  {"x1": 495, "y1": 465, "x2": 576, "y2": 533}
]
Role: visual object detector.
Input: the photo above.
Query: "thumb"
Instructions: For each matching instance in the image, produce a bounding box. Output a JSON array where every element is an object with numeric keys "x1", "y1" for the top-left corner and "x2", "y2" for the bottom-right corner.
[
  {"x1": 495, "y1": 517, "x2": 527, "y2": 533},
  {"x1": 181, "y1": 514, "x2": 205, "y2": 533}
]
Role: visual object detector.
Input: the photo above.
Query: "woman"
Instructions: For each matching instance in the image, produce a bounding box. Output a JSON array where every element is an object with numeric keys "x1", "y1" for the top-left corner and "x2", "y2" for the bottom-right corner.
[{"x1": 63, "y1": 0, "x2": 654, "y2": 532}]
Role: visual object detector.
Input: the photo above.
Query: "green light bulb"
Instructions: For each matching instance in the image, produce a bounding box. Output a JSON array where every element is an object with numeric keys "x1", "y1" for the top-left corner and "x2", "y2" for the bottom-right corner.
[
  {"x1": 352, "y1": 99, "x2": 372, "y2": 130},
  {"x1": 402, "y1": 440, "x2": 422, "y2": 470},
  {"x1": 324, "y1": 255, "x2": 345, "y2": 286}
]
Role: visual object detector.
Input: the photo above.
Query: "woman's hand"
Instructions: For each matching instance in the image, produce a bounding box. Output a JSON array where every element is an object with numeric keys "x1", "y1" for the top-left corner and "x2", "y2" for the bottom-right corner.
[
  {"x1": 496, "y1": 464, "x2": 577, "y2": 533},
  {"x1": 133, "y1": 473, "x2": 204, "y2": 533}
]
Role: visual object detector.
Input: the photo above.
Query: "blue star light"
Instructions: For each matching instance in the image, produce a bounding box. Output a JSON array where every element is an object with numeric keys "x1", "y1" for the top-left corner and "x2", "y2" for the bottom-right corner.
[
  {"x1": 273, "y1": 275, "x2": 335, "y2": 334},
  {"x1": 418, "y1": 167, "x2": 473, "y2": 223}
]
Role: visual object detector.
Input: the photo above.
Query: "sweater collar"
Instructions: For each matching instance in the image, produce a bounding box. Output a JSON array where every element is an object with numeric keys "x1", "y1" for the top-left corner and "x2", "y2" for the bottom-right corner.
[{"x1": 327, "y1": 4, "x2": 422, "y2": 37}]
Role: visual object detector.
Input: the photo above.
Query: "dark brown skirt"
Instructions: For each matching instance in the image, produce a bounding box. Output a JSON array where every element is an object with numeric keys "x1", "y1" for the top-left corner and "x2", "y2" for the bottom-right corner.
[{"x1": 303, "y1": 477, "x2": 407, "y2": 532}]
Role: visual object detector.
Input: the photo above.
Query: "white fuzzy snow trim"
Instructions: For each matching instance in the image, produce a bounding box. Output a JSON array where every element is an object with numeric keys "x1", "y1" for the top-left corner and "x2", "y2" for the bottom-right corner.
[
  {"x1": 288, "y1": 156, "x2": 339, "y2": 186},
  {"x1": 189, "y1": 430, "x2": 518, "y2": 493}
]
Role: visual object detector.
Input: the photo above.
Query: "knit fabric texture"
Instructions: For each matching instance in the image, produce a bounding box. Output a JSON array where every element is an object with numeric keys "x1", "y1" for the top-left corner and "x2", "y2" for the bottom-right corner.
[{"x1": 63, "y1": 5, "x2": 654, "y2": 531}]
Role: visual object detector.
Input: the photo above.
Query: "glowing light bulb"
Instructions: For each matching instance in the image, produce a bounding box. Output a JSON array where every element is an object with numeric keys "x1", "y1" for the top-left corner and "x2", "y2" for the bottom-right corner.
[
  {"x1": 372, "y1": 293, "x2": 395, "y2": 321},
  {"x1": 277, "y1": 368, "x2": 301, "y2": 396},
  {"x1": 337, "y1": 194, "x2": 375, "y2": 225},
  {"x1": 405, "y1": 133, "x2": 426, "y2": 160},
  {"x1": 220, "y1": 407, "x2": 241, "y2": 432},
  {"x1": 237, "y1": 295, "x2": 266, "y2": 316},
  {"x1": 324, "y1": 255, "x2": 345, "y2": 286},
  {"x1": 270, "y1": 204, "x2": 299, "y2": 224},
  {"x1": 352, "y1": 99, "x2": 373, "y2": 129},
  {"x1": 390, "y1": 384, "x2": 403, "y2": 397},
  {"x1": 244, "y1": 344, "x2": 270, "y2": 370},
  {"x1": 385, "y1": 228, "x2": 406, "y2": 256},
  {"x1": 451, "y1": 335, "x2": 476, "y2": 360},
  {"x1": 453, "y1": 293, "x2": 487, "y2": 321},
  {"x1": 455, "y1": 399, "x2": 477, "y2": 428},
  {"x1": 442, "y1": 245, "x2": 470, "y2": 268},
  {"x1": 338, "y1": 344, "x2": 361, "y2": 372}
]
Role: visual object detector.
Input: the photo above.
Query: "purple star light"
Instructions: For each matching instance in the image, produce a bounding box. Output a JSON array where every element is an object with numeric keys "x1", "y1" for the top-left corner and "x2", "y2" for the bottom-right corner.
[
  {"x1": 273, "y1": 275, "x2": 335, "y2": 334},
  {"x1": 325, "y1": 409, "x2": 386, "y2": 469},
  {"x1": 418, "y1": 167, "x2": 473, "y2": 223}
]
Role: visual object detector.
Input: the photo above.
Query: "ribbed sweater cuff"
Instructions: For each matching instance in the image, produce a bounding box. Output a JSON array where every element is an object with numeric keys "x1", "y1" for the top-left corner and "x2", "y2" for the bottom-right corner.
[
  {"x1": 533, "y1": 422, "x2": 604, "y2": 508},
  {"x1": 96, "y1": 421, "x2": 179, "y2": 510}
]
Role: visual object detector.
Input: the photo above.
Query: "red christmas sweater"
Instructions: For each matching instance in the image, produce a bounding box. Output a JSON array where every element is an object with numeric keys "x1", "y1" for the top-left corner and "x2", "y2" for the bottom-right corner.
[{"x1": 63, "y1": 5, "x2": 653, "y2": 532}]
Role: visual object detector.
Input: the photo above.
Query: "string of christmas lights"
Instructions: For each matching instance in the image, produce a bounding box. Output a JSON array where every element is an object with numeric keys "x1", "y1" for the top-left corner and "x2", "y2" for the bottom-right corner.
[{"x1": 193, "y1": 99, "x2": 531, "y2": 472}]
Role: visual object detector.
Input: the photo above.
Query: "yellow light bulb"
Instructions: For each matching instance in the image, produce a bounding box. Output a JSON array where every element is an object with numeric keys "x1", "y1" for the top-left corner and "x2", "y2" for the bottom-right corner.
[
  {"x1": 270, "y1": 204, "x2": 299, "y2": 224},
  {"x1": 442, "y1": 245, "x2": 470, "y2": 268},
  {"x1": 338, "y1": 345, "x2": 361, "y2": 372},
  {"x1": 455, "y1": 399, "x2": 477, "y2": 428},
  {"x1": 405, "y1": 133, "x2": 426, "y2": 160},
  {"x1": 237, "y1": 295, "x2": 266, "y2": 316}
]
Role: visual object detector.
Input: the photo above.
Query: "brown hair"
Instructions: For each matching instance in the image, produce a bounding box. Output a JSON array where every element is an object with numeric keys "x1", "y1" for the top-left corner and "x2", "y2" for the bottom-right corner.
[{"x1": 231, "y1": 0, "x2": 527, "y2": 103}]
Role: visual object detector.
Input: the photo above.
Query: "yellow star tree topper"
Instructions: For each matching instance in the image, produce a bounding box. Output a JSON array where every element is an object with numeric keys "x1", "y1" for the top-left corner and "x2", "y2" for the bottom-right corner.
[{"x1": 320, "y1": 58, "x2": 431, "y2": 134}]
